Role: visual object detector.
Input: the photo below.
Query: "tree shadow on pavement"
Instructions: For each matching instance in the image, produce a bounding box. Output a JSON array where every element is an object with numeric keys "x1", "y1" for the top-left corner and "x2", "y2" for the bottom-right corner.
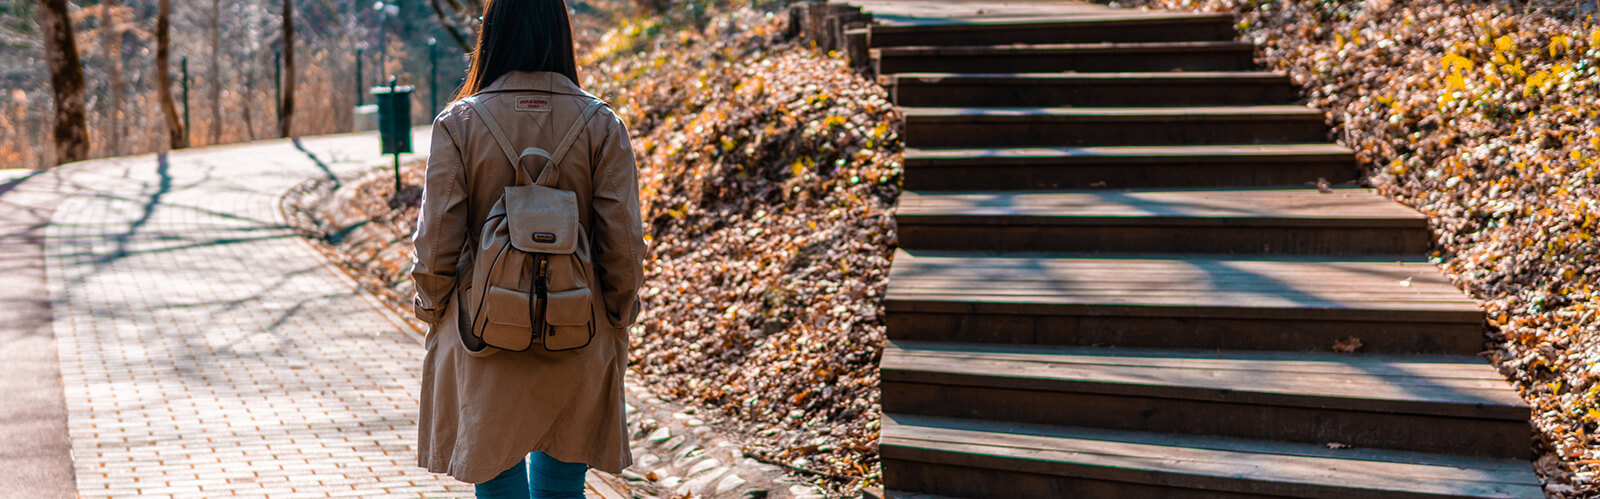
[{"x1": 293, "y1": 138, "x2": 343, "y2": 189}]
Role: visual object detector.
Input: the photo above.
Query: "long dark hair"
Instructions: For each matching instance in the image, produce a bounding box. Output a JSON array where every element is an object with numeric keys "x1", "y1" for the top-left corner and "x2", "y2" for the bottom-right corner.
[{"x1": 454, "y1": 0, "x2": 579, "y2": 100}]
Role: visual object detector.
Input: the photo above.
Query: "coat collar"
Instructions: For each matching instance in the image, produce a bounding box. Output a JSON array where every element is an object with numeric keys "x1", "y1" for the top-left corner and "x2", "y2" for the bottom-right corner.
[{"x1": 477, "y1": 71, "x2": 590, "y2": 97}]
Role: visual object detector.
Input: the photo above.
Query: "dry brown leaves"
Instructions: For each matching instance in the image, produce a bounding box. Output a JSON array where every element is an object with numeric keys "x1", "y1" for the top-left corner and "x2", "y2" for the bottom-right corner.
[
  {"x1": 585, "y1": 10, "x2": 901, "y2": 490},
  {"x1": 1115, "y1": 0, "x2": 1600, "y2": 494}
]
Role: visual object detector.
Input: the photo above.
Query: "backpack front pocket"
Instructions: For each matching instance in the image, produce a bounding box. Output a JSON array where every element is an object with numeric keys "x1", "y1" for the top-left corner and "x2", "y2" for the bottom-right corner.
[
  {"x1": 542, "y1": 288, "x2": 594, "y2": 351},
  {"x1": 480, "y1": 285, "x2": 537, "y2": 351}
]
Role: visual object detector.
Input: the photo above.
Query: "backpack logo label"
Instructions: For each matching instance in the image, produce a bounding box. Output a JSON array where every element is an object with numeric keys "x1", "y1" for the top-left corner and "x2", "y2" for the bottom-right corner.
[
  {"x1": 532, "y1": 232, "x2": 557, "y2": 244},
  {"x1": 515, "y1": 96, "x2": 551, "y2": 112}
]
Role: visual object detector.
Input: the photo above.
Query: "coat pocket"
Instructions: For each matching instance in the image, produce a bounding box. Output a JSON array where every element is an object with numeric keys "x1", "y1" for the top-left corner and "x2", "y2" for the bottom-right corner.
[
  {"x1": 542, "y1": 288, "x2": 594, "y2": 351},
  {"x1": 480, "y1": 285, "x2": 537, "y2": 352}
]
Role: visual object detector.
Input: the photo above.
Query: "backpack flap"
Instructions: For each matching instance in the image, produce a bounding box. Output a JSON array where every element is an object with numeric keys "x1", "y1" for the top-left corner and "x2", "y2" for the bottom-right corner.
[{"x1": 504, "y1": 184, "x2": 580, "y2": 255}]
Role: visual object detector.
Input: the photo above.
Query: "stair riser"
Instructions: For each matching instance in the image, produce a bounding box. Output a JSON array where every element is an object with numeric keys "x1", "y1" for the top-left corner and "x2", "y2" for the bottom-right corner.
[
  {"x1": 881, "y1": 448, "x2": 1516, "y2": 499},
  {"x1": 883, "y1": 457, "x2": 1285, "y2": 499},
  {"x1": 870, "y1": 20, "x2": 1237, "y2": 48},
  {"x1": 882, "y1": 382, "x2": 1530, "y2": 459},
  {"x1": 894, "y1": 223, "x2": 1431, "y2": 255},
  {"x1": 884, "y1": 311, "x2": 1486, "y2": 355},
  {"x1": 888, "y1": 81, "x2": 1296, "y2": 107},
  {"x1": 876, "y1": 51, "x2": 1254, "y2": 74},
  {"x1": 902, "y1": 161, "x2": 1359, "y2": 190},
  {"x1": 903, "y1": 118, "x2": 1328, "y2": 148}
]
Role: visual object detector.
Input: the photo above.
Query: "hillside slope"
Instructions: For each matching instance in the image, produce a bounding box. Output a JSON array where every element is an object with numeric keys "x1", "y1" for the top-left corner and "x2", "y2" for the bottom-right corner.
[
  {"x1": 586, "y1": 11, "x2": 901, "y2": 486},
  {"x1": 1112, "y1": 0, "x2": 1600, "y2": 494}
]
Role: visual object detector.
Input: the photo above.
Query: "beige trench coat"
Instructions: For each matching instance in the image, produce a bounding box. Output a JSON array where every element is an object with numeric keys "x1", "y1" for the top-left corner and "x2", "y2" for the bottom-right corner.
[{"x1": 410, "y1": 71, "x2": 644, "y2": 483}]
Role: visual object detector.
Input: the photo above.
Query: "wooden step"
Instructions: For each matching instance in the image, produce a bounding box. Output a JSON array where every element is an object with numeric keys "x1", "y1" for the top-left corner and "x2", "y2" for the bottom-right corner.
[
  {"x1": 902, "y1": 106, "x2": 1328, "y2": 148},
  {"x1": 882, "y1": 72, "x2": 1297, "y2": 107},
  {"x1": 867, "y1": 13, "x2": 1238, "y2": 47},
  {"x1": 894, "y1": 188, "x2": 1430, "y2": 254},
  {"x1": 882, "y1": 415, "x2": 1542, "y2": 498},
  {"x1": 882, "y1": 342, "x2": 1529, "y2": 459},
  {"x1": 884, "y1": 250, "x2": 1486, "y2": 355},
  {"x1": 902, "y1": 144, "x2": 1358, "y2": 190},
  {"x1": 873, "y1": 41, "x2": 1257, "y2": 75}
]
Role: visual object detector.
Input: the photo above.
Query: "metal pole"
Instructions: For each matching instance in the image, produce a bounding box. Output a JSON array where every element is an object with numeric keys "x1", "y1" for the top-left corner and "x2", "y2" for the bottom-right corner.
[
  {"x1": 355, "y1": 48, "x2": 364, "y2": 106},
  {"x1": 378, "y1": 6, "x2": 387, "y2": 83},
  {"x1": 428, "y1": 38, "x2": 437, "y2": 114},
  {"x1": 181, "y1": 56, "x2": 190, "y2": 144},
  {"x1": 274, "y1": 50, "x2": 282, "y2": 133},
  {"x1": 391, "y1": 76, "x2": 400, "y2": 193}
]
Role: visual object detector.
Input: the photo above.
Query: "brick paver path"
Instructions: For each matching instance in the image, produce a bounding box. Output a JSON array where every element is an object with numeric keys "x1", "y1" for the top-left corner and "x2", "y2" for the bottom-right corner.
[{"x1": 39, "y1": 131, "x2": 484, "y2": 497}]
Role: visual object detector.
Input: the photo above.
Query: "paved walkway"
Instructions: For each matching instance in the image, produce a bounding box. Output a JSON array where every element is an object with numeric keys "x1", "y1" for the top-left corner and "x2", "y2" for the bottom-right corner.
[
  {"x1": 0, "y1": 167, "x2": 77, "y2": 498},
  {"x1": 29, "y1": 130, "x2": 495, "y2": 497},
  {"x1": 3, "y1": 126, "x2": 818, "y2": 499}
]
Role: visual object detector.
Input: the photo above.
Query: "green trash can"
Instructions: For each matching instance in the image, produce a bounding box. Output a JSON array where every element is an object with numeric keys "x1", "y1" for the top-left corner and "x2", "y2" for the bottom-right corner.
[
  {"x1": 372, "y1": 83, "x2": 415, "y2": 155},
  {"x1": 372, "y1": 82, "x2": 414, "y2": 191}
]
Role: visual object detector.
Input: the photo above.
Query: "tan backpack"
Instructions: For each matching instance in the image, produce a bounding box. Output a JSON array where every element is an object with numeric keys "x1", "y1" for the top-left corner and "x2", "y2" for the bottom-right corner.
[{"x1": 457, "y1": 96, "x2": 604, "y2": 354}]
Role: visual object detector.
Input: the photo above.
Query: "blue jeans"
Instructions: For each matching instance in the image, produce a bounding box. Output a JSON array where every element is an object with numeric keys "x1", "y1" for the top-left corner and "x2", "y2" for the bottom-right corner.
[{"x1": 474, "y1": 451, "x2": 588, "y2": 499}]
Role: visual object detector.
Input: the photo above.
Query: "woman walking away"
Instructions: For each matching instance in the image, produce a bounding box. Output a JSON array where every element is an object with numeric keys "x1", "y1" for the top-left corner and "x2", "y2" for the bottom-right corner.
[{"x1": 409, "y1": 0, "x2": 645, "y2": 497}]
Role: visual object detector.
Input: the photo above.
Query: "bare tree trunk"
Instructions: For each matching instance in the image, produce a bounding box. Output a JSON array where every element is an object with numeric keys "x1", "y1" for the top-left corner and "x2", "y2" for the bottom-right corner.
[
  {"x1": 156, "y1": 0, "x2": 189, "y2": 150},
  {"x1": 243, "y1": 9, "x2": 263, "y2": 141},
  {"x1": 242, "y1": 58, "x2": 257, "y2": 141},
  {"x1": 39, "y1": 0, "x2": 89, "y2": 165},
  {"x1": 102, "y1": 0, "x2": 124, "y2": 155},
  {"x1": 280, "y1": 0, "x2": 296, "y2": 138},
  {"x1": 209, "y1": 0, "x2": 221, "y2": 145}
]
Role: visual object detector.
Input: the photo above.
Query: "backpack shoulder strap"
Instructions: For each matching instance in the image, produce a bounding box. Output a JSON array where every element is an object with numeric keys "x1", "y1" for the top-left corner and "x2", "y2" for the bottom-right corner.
[
  {"x1": 465, "y1": 97, "x2": 531, "y2": 184},
  {"x1": 518, "y1": 99, "x2": 605, "y2": 187},
  {"x1": 467, "y1": 96, "x2": 606, "y2": 187}
]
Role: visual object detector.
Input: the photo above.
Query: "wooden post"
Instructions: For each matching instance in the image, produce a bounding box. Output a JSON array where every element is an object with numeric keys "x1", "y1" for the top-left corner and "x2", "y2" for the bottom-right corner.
[{"x1": 787, "y1": 2, "x2": 871, "y2": 49}]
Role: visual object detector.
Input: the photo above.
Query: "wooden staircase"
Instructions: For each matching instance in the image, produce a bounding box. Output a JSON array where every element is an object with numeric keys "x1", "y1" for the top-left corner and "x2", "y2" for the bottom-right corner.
[{"x1": 868, "y1": 10, "x2": 1542, "y2": 498}]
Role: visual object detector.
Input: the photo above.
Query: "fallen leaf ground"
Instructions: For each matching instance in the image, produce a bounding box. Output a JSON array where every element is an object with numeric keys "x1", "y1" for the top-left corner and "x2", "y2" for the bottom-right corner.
[
  {"x1": 1111, "y1": 0, "x2": 1600, "y2": 494},
  {"x1": 586, "y1": 9, "x2": 901, "y2": 491}
]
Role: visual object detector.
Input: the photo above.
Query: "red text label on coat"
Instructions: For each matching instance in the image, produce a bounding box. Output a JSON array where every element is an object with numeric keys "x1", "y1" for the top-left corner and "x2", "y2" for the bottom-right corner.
[{"x1": 515, "y1": 96, "x2": 551, "y2": 112}]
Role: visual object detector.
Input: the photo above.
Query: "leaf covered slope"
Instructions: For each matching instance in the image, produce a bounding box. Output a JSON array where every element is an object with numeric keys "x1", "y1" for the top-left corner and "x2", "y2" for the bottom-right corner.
[
  {"x1": 585, "y1": 10, "x2": 901, "y2": 485},
  {"x1": 1113, "y1": 0, "x2": 1600, "y2": 493}
]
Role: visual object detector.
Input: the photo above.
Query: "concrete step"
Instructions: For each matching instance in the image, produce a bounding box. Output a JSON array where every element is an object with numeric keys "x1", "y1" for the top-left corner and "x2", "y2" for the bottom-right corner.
[
  {"x1": 882, "y1": 72, "x2": 1297, "y2": 107},
  {"x1": 901, "y1": 106, "x2": 1329, "y2": 148},
  {"x1": 882, "y1": 342, "x2": 1529, "y2": 459},
  {"x1": 884, "y1": 249, "x2": 1487, "y2": 355},
  {"x1": 894, "y1": 188, "x2": 1431, "y2": 254},
  {"x1": 882, "y1": 414, "x2": 1541, "y2": 498},
  {"x1": 901, "y1": 144, "x2": 1358, "y2": 190},
  {"x1": 873, "y1": 41, "x2": 1257, "y2": 74}
]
